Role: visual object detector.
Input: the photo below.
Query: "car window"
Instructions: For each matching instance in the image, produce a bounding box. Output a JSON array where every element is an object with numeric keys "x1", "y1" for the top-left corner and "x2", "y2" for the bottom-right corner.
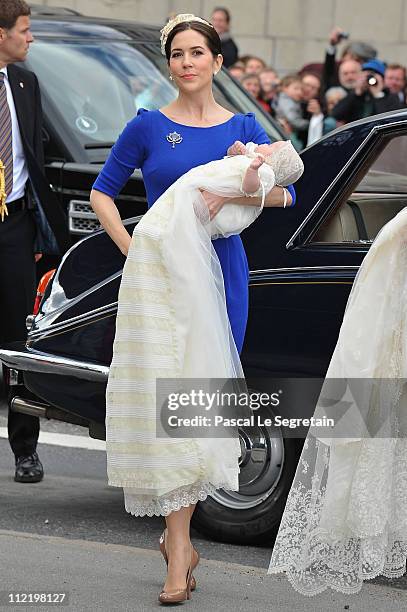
[
  {"x1": 25, "y1": 40, "x2": 177, "y2": 146},
  {"x1": 312, "y1": 134, "x2": 407, "y2": 245},
  {"x1": 25, "y1": 38, "x2": 283, "y2": 152}
]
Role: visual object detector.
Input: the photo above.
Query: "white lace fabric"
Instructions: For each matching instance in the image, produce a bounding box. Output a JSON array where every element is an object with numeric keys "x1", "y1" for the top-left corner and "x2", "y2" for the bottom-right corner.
[
  {"x1": 124, "y1": 479, "x2": 236, "y2": 517},
  {"x1": 268, "y1": 208, "x2": 407, "y2": 594},
  {"x1": 262, "y1": 140, "x2": 304, "y2": 186},
  {"x1": 269, "y1": 436, "x2": 407, "y2": 595}
]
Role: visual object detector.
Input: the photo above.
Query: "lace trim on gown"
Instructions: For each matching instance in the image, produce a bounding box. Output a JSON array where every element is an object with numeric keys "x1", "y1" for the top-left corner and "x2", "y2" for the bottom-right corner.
[
  {"x1": 268, "y1": 437, "x2": 407, "y2": 596},
  {"x1": 123, "y1": 479, "x2": 237, "y2": 517}
]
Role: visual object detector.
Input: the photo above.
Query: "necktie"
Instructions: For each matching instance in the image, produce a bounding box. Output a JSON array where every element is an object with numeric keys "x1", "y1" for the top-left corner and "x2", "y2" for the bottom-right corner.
[{"x1": 0, "y1": 72, "x2": 13, "y2": 221}]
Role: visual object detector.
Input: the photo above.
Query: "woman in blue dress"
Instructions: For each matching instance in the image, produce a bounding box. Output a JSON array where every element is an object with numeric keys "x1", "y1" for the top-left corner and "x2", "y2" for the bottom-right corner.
[{"x1": 91, "y1": 13, "x2": 296, "y2": 605}]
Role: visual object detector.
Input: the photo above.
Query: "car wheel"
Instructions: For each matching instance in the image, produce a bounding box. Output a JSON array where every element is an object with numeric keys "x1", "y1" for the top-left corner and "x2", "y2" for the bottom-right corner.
[{"x1": 191, "y1": 405, "x2": 300, "y2": 545}]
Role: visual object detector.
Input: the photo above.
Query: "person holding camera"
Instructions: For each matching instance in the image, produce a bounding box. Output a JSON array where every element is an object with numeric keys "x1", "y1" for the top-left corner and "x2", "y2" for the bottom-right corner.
[
  {"x1": 330, "y1": 59, "x2": 404, "y2": 124},
  {"x1": 322, "y1": 26, "x2": 377, "y2": 93}
]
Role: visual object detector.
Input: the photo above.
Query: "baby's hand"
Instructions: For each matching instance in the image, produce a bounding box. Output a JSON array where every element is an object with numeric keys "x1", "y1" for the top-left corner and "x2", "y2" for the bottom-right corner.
[
  {"x1": 249, "y1": 155, "x2": 264, "y2": 170},
  {"x1": 227, "y1": 140, "x2": 247, "y2": 156}
]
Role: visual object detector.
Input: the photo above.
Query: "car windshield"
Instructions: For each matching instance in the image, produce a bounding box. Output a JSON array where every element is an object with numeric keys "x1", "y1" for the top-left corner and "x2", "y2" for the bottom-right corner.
[{"x1": 24, "y1": 38, "x2": 283, "y2": 149}]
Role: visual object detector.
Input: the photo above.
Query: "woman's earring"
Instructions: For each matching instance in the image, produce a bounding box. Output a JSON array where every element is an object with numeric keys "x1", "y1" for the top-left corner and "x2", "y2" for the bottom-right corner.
[{"x1": 169, "y1": 74, "x2": 173, "y2": 80}]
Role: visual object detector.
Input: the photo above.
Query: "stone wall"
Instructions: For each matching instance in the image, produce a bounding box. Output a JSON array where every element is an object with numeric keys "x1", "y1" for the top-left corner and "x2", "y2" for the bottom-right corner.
[{"x1": 40, "y1": 0, "x2": 407, "y2": 74}]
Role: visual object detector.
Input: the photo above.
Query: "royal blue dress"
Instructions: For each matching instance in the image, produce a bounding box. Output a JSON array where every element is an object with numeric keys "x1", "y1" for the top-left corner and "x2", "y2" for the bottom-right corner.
[{"x1": 93, "y1": 108, "x2": 296, "y2": 352}]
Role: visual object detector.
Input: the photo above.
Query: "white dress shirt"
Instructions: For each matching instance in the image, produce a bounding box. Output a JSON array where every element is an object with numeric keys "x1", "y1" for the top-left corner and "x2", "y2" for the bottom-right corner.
[{"x1": 0, "y1": 66, "x2": 29, "y2": 202}]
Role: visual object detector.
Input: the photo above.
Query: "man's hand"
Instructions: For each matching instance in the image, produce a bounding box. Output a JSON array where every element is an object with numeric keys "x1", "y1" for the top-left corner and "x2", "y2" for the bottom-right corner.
[
  {"x1": 354, "y1": 72, "x2": 369, "y2": 96},
  {"x1": 227, "y1": 140, "x2": 246, "y2": 156},
  {"x1": 34, "y1": 253, "x2": 43, "y2": 262},
  {"x1": 368, "y1": 73, "x2": 384, "y2": 97},
  {"x1": 329, "y1": 26, "x2": 345, "y2": 46}
]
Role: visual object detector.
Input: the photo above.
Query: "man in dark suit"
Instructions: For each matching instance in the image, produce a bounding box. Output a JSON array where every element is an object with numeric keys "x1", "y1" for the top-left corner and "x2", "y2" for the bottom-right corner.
[{"x1": 0, "y1": 0, "x2": 70, "y2": 482}]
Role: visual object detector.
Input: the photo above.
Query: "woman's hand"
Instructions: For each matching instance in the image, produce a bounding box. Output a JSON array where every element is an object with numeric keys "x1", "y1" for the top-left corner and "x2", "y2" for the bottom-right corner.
[
  {"x1": 120, "y1": 235, "x2": 131, "y2": 257},
  {"x1": 199, "y1": 189, "x2": 228, "y2": 220},
  {"x1": 90, "y1": 189, "x2": 132, "y2": 255}
]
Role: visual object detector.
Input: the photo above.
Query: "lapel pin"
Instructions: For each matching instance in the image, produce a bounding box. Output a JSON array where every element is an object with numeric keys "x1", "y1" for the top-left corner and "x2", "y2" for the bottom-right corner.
[{"x1": 19, "y1": 82, "x2": 24, "y2": 88}]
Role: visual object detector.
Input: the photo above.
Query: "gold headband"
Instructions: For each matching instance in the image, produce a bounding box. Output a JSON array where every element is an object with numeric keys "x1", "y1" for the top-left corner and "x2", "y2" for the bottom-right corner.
[{"x1": 160, "y1": 13, "x2": 214, "y2": 56}]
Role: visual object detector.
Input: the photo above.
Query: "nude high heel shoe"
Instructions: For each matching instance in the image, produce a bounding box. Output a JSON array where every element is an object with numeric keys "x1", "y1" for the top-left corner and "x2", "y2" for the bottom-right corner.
[
  {"x1": 158, "y1": 546, "x2": 195, "y2": 604},
  {"x1": 159, "y1": 529, "x2": 198, "y2": 591}
]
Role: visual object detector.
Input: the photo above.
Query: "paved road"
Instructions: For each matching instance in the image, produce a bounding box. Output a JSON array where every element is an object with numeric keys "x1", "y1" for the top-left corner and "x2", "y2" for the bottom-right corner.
[
  {"x1": 0, "y1": 402, "x2": 271, "y2": 568},
  {"x1": 1, "y1": 403, "x2": 407, "y2": 611},
  {"x1": 1, "y1": 529, "x2": 407, "y2": 612}
]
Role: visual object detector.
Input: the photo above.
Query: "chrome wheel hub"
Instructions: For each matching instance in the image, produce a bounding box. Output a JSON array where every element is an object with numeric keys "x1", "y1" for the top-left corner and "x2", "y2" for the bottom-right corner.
[{"x1": 210, "y1": 411, "x2": 284, "y2": 510}]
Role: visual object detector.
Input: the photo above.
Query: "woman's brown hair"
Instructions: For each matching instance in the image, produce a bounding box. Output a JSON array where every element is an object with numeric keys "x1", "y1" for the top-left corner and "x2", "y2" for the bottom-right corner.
[{"x1": 164, "y1": 20, "x2": 222, "y2": 62}]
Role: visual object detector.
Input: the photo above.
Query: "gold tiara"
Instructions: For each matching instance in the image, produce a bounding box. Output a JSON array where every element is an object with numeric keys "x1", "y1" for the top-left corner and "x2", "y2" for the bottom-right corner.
[{"x1": 160, "y1": 13, "x2": 214, "y2": 56}]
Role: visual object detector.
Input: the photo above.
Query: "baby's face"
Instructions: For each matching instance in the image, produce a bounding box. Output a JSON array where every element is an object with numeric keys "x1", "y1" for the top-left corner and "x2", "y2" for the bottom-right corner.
[{"x1": 255, "y1": 141, "x2": 288, "y2": 156}]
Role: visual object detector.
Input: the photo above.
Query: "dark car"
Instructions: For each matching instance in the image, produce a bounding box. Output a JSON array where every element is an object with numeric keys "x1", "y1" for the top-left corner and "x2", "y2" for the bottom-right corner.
[
  {"x1": 3, "y1": 106, "x2": 407, "y2": 544},
  {"x1": 24, "y1": 7, "x2": 285, "y2": 243}
]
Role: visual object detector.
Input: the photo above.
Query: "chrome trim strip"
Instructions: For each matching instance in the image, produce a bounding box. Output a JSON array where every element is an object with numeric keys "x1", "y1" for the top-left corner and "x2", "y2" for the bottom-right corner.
[
  {"x1": 30, "y1": 215, "x2": 143, "y2": 333},
  {"x1": 352, "y1": 192, "x2": 407, "y2": 199},
  {"x1": 54, "y1": 186, "x2": 147, "y2": 203},
  {"x1": 32, "y1": 266, "x2": 358, "y2": 335},
  {"x1": 0, "y1": 349, "x2": 109, "y2": 382},
  {"x1": 287, "y1": 119, "x2": 407, "y2": 248},
  {"x1": 29, "y1": 302, "x2": 118, "y2": 339},
  {"x1": 250, "y1": 265, "x2": 359, "y2": 275}
]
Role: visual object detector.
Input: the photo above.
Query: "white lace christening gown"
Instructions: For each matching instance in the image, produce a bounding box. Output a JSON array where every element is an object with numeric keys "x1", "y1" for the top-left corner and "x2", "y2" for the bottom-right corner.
[
  {"x1": 268, "y1": 207, "x2": 407, "y2": 595},
  {"x1": 105, "y1": 143, "x2": 304, "y2": 517}
]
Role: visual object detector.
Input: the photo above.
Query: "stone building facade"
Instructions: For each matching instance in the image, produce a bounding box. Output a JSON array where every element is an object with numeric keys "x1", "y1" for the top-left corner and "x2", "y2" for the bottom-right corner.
[{"x1": 39, "y1": 0, "x2": 407, "y2": 74}]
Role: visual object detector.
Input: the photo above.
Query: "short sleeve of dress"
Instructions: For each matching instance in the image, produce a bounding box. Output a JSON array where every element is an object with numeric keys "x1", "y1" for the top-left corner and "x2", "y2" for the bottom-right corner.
[
  {"x1": 243, "y1": 113, "x2": 297, "y2": 206},
  {"x1": 92, "y1": 108, "x2": 149, "y2": 198},
  {"x1": 243, "y1": 112, "x2": 270, "y2": 145}
]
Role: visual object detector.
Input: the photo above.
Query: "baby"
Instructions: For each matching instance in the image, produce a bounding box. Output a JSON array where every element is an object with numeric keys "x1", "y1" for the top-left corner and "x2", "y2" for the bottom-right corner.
[
  {"x1": 227, "y1": 139, "x2": 299, "y2": 196},
  {"x1": 204, "y1": 139, "x2": 304, "y2": 237}
]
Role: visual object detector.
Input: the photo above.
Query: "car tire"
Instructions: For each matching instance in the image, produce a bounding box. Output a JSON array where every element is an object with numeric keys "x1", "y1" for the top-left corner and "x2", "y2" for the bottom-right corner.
[{"x1": 191, "y1": 408, "x2": 301, "y2": 545}]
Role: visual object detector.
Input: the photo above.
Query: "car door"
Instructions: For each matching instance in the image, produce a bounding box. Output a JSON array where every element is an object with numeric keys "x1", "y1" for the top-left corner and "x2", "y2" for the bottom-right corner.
[{"x1": 242, "y1": 113, "x2": 407, "y2": 379}]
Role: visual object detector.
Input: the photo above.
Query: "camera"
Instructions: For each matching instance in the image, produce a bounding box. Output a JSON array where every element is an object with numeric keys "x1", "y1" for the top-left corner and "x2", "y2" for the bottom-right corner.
[
  {"x1": 337, "y1": 31, "x2": 350, "y2": 42},
  {"x1": 367, "y1": 73, "x2": 378, "y2": 87}
]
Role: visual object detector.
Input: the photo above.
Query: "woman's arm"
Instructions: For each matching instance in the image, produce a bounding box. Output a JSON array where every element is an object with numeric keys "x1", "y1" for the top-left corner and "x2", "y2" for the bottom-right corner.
[
  {"x1": 201, "y1": 184, "x2": 294, "y2": 220},
  {"x1": 90, "y1": 189, "x2": 131, "y2": 256},
  {"x1": 89, "y1": 111, "x2": 149, "y2": 255},
  {"x1": 233, "y1": 185, "x2": 293, "y2": 207}
]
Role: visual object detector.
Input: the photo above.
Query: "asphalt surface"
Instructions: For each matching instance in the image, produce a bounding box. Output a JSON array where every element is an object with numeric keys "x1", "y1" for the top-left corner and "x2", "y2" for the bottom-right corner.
[{"x1": 1, "y1": 402, "x2": 407, "y2": 611}]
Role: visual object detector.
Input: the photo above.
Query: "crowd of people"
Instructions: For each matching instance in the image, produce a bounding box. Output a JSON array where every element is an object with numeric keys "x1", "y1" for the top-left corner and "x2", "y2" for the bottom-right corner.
[{"x1": 211, "y1": 7, "x2": 407, "y2": 149}]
